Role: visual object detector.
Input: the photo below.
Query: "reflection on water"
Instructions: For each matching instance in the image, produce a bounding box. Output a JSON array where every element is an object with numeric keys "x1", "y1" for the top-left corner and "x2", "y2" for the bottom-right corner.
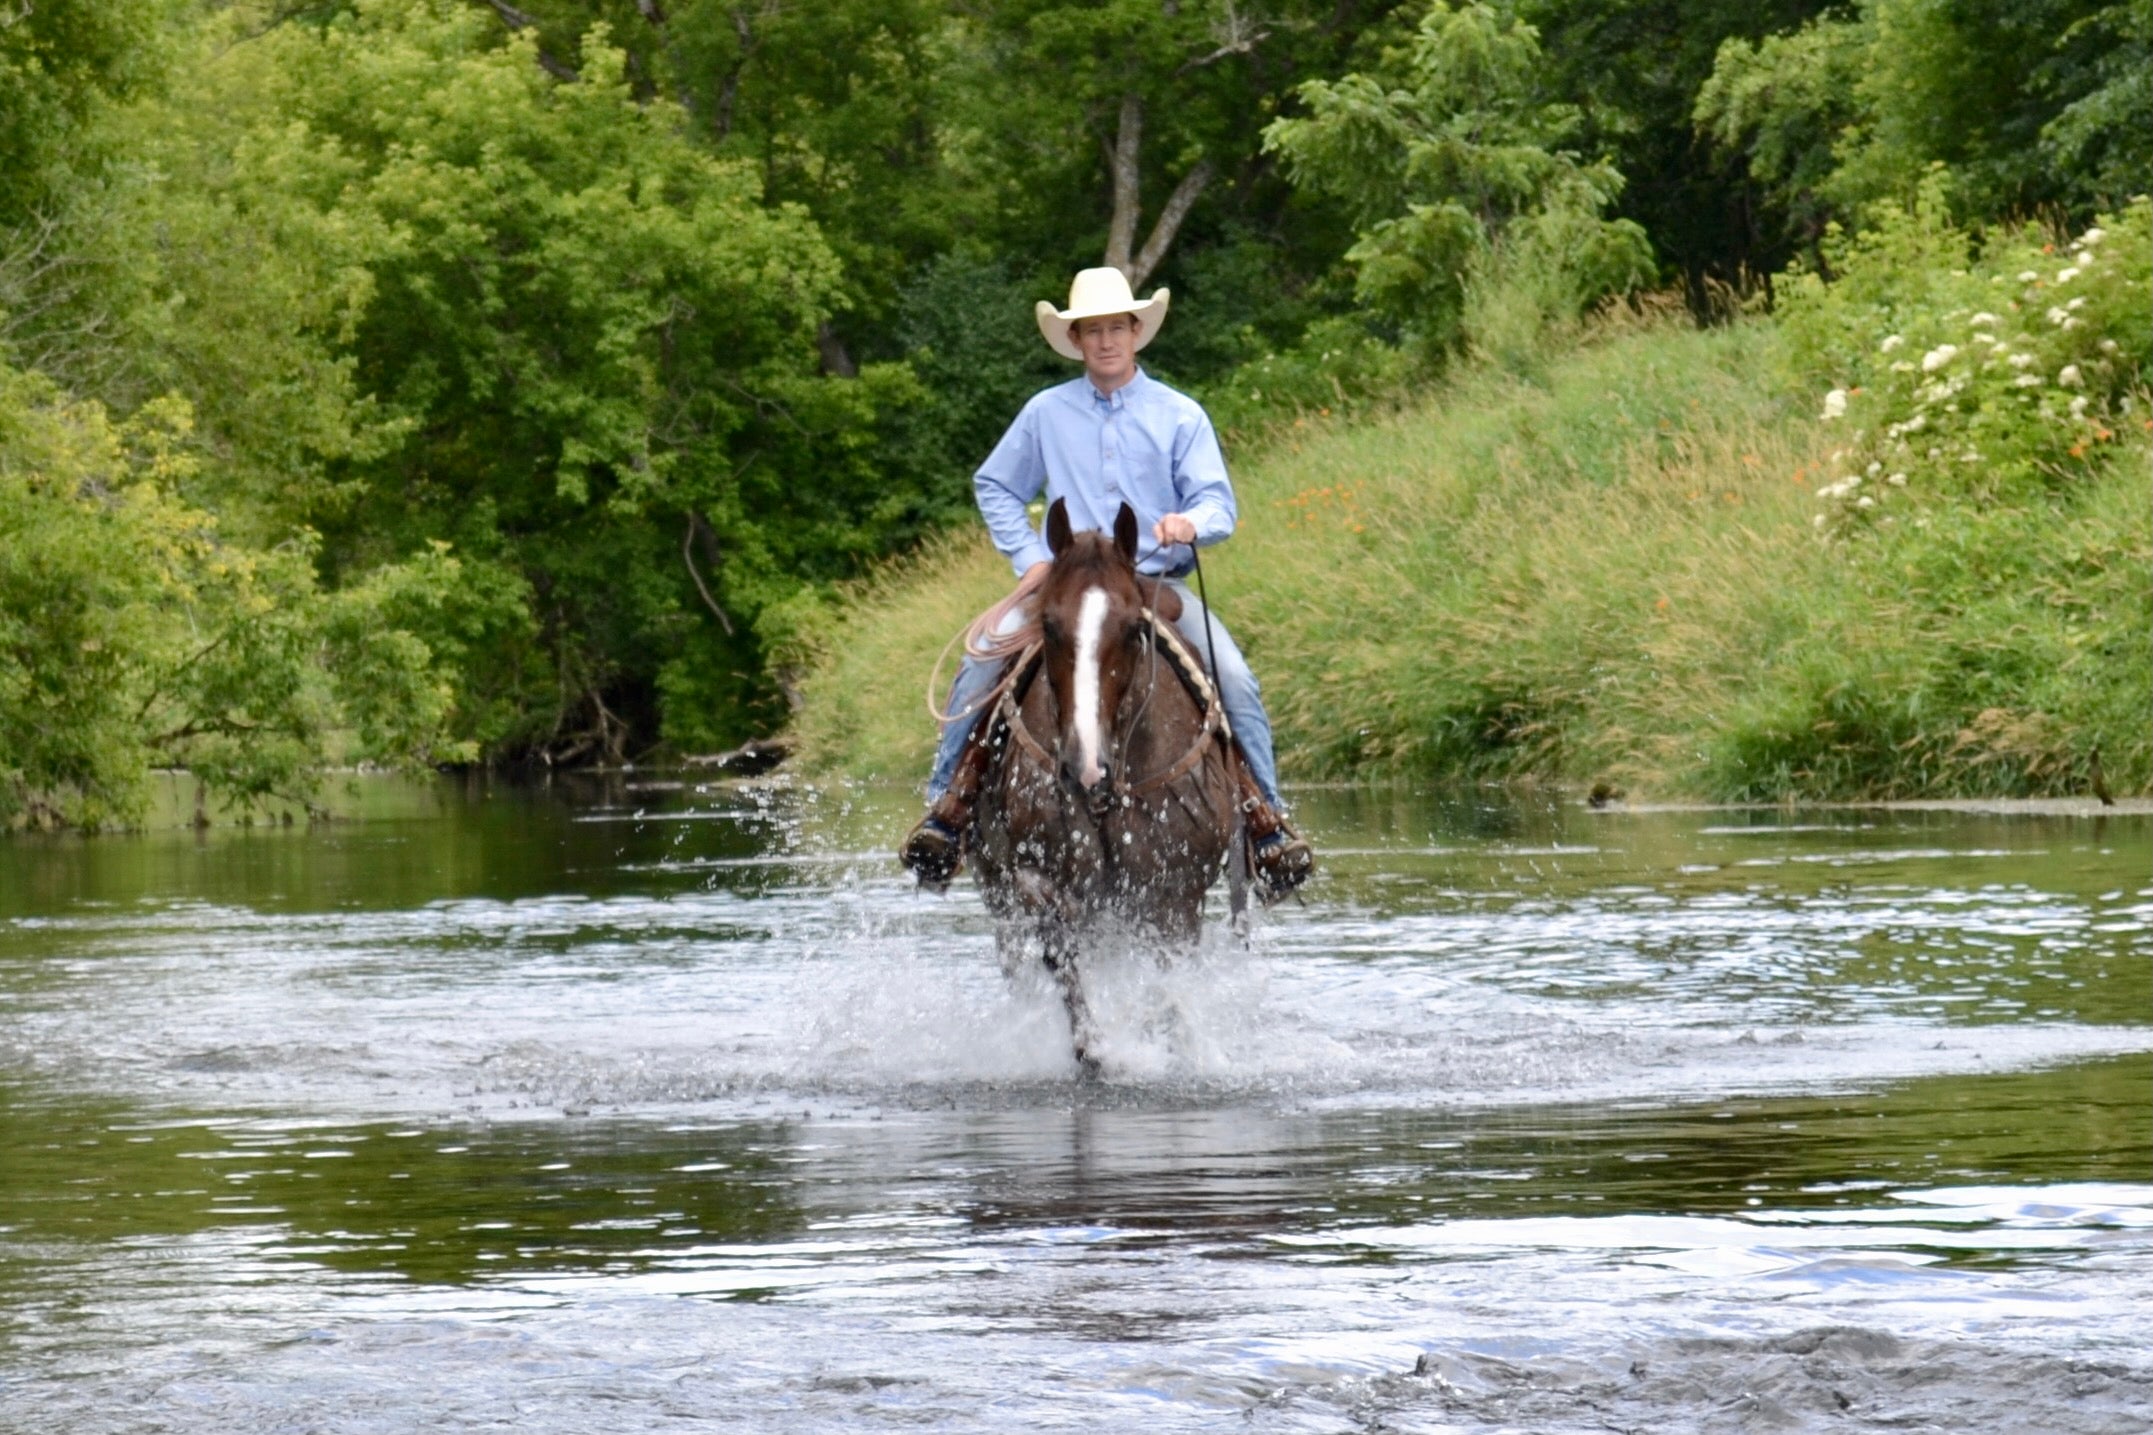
[
  {"x1": 0, "y1": 777, "x2": 2148, "y2": 1433},
  {"x1": 5, "y1": 1059, "x2": 2146, "y2": 1285}
]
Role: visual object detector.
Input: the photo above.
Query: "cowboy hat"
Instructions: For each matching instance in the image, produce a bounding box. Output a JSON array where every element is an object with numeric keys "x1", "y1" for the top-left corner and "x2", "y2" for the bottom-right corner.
[{"x1": 1034, "y1": 267, "x2": 1170, "y2": 361}]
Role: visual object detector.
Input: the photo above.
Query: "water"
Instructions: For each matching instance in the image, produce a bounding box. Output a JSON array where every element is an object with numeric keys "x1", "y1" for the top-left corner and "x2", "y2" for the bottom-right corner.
[{"x1": 2, "y1": 776, "x2": 2148, "y2": 1432}]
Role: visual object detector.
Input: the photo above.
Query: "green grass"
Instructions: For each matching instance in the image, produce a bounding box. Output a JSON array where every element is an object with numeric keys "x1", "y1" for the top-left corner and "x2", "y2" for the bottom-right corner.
[{"x1": 791, "y1": 313, "x2": 2149, "y2": 799}]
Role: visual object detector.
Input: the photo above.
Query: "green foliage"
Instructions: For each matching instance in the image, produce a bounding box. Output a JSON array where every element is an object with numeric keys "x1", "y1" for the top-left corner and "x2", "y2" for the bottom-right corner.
[
  {"x1": 503, "y1": 0, "x2": 969, "y2": 335},
  {"x1": 1692, "y1": 17, "x2": 1865, "y2": 257},
  {"x1": 1141, "y1": 229, "x2": 1347, "y2": 384},
  {"x1": 887, "y1": 252, "x2": 1072, "y2": 528},
  {"x1": 0, "y1": 0, "x2": 168, "y2": 224},
  {"x1": 941, "y1": 0, "x2": 1378, "y2": 260},
  {"x1": 1196, "y1": 316, "x2": 1414, "y2": 439},
  {"x1": 514, "y1": 0, "x2": 1397, "y2": 359},
  {"x1": 2041, "y1": 1, "x2": 2153, "y2": 201},
  {"x1": 1780, "y1": 187, "x2": 2150, "y2": 534},
  {"x1": 1698, "y1": 0, "x2": 2152, "y2": 237},
  {"x1": 1263, "y1": 2, "x2": 1653, "y2": 361},
  {"x1": 102, "y1": 0, "x2": 881, "y2": 757},
  {"x1": 1704, "y1": 446, "x2": 2147, "y2": 799},
  {"x1": 0, "y1": 361, "x2": 471, "y2": 829},
  {"x1": 1515, "y1": 0, "x2": 1835, "y2": 296}
]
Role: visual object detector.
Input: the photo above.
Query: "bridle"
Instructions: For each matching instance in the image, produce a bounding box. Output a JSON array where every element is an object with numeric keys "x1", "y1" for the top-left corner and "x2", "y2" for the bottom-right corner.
[{"x1": 997, "y1": 604, "x2": 1228, "y2": 819}]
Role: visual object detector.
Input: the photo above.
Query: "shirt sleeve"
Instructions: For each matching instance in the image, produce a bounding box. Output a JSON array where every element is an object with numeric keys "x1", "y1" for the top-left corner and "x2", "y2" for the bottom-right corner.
[
  {"x1": 1173, "y1": 406, "x2": 1237, "y2": 548},
  {"x1": 974, "y1": 400, "x2": 1053, "y2": 576}
]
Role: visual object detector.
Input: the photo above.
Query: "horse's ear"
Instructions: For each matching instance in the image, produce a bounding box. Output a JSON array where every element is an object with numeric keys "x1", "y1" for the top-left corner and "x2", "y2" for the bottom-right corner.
[
  {"x1": 1046, "y1": 497, "x2": 1072, "y2": 556},
  {"x1": 1113, "y1": 502, "x2": 1139, "y2": 563}
]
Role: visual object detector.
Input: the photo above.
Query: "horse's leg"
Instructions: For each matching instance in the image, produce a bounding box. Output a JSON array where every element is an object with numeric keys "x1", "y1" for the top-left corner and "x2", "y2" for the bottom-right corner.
[
  {"x1": 1041, "y1": 931, "x2": 1102, "y2": 1080},
  {"x1": 994, "y1": 922, "x2": 1030, "y2": 982}
]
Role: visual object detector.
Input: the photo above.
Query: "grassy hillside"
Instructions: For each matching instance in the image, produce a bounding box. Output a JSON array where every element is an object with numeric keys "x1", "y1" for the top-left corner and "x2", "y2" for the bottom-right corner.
[{"x1": 791, "y1": 310, "x2": 2147, "y2": 801}]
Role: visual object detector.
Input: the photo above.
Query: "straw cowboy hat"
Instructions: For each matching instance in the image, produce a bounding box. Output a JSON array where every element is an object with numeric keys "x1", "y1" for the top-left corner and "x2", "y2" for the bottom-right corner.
[{"x1": 1035, "y1": 267, "x2": 1170, "y2": 361}]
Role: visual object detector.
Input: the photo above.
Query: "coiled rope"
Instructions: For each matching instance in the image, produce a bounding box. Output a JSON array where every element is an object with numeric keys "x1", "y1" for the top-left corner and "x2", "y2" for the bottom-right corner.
[
  {"x1": 923, "y1": 537, "x2": 1214, "y2": 729},
  {"x1": 924, "y1": 565, "x2": 1047, "y2": 726}
]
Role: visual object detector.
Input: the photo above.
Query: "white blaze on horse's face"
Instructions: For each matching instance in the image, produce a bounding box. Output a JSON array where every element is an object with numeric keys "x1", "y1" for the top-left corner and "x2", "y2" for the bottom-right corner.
[{"x1": 1070, "y1": 586, "x2": 1111, "y2": 790}]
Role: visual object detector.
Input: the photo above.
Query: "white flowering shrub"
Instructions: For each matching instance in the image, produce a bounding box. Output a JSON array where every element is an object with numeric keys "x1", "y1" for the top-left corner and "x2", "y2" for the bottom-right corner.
[{"x1": 1776, "y1": 178, "x2": 2150, "y2": 536}]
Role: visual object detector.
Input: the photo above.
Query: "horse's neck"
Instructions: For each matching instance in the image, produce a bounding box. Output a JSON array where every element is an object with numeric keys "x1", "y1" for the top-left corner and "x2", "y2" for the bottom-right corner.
[
  {"x1": 1112, "y1": 644, "x2": 1206, "y2": 762},
  {"x1": 1007, "y1": 627, "x2": 1207, "y2": 771}
]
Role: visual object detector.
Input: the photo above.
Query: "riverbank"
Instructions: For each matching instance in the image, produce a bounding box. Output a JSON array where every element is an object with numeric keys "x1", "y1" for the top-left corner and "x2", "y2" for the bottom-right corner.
[{"x1": 790, "y1": 311, "x2": 2148, "y2": 802}]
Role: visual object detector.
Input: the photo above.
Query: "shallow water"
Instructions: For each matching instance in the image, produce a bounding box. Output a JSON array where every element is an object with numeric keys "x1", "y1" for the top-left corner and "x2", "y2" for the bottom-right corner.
[{"x1": 1, "y1": 778, "x2": 2148, "y2": 1432}]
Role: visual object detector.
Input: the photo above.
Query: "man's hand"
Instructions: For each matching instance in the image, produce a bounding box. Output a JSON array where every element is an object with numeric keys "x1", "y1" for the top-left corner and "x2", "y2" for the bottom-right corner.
[{"x1": 1152, "y1": 512, "x2": 1197, "y2": 547}]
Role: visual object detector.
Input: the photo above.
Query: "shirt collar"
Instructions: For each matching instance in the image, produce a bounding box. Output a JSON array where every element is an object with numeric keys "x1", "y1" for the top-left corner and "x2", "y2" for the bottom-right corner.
[{"x1": 1087, "y1": 367, "x2": 1146, "y2": 409}]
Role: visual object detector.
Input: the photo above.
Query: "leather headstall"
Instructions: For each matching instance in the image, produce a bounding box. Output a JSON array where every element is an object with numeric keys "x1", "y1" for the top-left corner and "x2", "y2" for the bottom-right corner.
[{"x1": 994, "y1": 613, "x2": 1229, "y2": 802}]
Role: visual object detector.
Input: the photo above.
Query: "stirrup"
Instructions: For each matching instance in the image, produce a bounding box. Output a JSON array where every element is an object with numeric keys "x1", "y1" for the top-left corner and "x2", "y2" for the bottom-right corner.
[
  {"x1": 1250, "y1": 826, "x2": 1314, "y2": 903},
  {"x1": 900, "y1": 813, "x2": 965, "y2": 891}
]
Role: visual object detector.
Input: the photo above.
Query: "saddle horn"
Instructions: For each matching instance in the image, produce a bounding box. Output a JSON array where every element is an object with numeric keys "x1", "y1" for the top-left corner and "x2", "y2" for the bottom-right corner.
[{"x1": 1148, "y1": 579, "x2": 1184, "y2": 623}]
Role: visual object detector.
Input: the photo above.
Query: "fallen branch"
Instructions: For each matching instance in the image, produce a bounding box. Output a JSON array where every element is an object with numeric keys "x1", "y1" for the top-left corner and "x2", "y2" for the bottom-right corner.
[{"x1": 682, "y1": 737, "x2": 791, "y2": 774}]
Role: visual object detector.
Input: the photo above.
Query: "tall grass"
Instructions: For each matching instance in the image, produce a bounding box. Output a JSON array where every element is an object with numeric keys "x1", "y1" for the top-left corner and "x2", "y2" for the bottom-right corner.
[
  {"x1": 787, "y1": 525, "x2": 1019, "y2": 782},
  {"x1": 791, "y1": 312, "x2": 2147, "y2": 799}
]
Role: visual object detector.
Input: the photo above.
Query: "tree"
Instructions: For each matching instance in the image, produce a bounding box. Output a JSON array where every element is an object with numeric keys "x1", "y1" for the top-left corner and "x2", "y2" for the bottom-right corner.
[
  {"x1": 1691, "y1": 16, "x2": 1867, "y2": 275},
  {"x1": 0, "y1": 360, "x2": 479, "y2": 829},
  {"x1": 929, "y1": 2, "x2": 1403, "y2": 287},
  {"x1": 1696, "y1": 0, "x2": 2152, "y2": 241},
  {"x1": 1512, "y1": 0, "x2": 1832, "y2": 307},
  {"x1": 1263, "y1": 2, "x2": 1652, "y2": 359},
  {"x1": 2040, "y1": 0, "x2": 2153, "y2": 202},
  {"x1": 102, "y1": 0, "x2": 907, "y2": 759},
  {"x1": 465, "y1": 0, "x2": 969, "y2": 371},
  {"x1": 0, "y1": 0, "x2": 169, "y2": 226}
]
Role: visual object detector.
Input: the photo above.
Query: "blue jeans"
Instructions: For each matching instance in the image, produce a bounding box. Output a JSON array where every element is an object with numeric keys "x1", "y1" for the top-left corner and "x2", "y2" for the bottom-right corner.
[{"x1": 926, "y1": 579, "x2": 1282, "y2": 809}]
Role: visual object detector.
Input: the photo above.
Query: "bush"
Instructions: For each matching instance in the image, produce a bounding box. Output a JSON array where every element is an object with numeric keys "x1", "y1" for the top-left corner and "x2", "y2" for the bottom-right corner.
[
  {"x1": 0, "y1": 361, "x2": 475, "y2": 829},
  {"x1": 1195, "y1": 316, "x2": 1416, "y2": 443},
  {"x1": 1779, "y1": 183, "x2": 2149, "y2": 534},
  {"x1": 1702, "y1": 444, "x2": 2148, "y2": 797}
]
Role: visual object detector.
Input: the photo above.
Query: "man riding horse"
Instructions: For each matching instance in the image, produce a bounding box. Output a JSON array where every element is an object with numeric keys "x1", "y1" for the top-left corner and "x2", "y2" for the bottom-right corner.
[{"x1": 900, "y1": 266, "x2": 1315, "y2": 900}]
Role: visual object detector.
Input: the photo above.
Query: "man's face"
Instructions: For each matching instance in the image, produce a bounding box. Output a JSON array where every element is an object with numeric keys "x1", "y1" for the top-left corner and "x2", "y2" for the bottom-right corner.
[{"x1": 1073, "y1": 313, "x2": 1140, "y2": 388}]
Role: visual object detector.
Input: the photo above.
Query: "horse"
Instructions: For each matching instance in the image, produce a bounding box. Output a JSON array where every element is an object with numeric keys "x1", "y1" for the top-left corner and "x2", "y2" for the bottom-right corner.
[{"x1": 968, "y1": 499, "x2": 1245, "y2": 1073}]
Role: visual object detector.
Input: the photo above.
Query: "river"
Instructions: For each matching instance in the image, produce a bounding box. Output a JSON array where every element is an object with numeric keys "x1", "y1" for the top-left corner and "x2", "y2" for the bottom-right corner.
[{"x1": 2, "y1": 776, "x2": 2148, "y2": 1432}]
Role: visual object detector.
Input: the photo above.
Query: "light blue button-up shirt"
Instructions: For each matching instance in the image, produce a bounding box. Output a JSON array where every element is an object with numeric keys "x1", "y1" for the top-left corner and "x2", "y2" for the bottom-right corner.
[{"x1": 974, "y1": 368, "x2": 1237, "y2": 577}]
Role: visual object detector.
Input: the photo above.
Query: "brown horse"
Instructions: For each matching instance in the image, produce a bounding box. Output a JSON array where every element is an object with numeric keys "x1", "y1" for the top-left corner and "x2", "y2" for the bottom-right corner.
[{"x1": 969, "y1": 499, "x2": 1244, "y2": 1072}]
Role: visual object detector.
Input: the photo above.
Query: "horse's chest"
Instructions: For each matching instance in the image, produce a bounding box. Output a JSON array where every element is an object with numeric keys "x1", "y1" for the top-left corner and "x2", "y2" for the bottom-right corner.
[{"x1": 977, "y1": 714, "x2": 1222, "y2": 905}]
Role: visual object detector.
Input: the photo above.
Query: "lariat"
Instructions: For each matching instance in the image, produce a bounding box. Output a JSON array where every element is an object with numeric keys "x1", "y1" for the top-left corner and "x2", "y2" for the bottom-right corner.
[{"x1": 926, "y1": 565, "x2": 1048, "y2": 726}]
